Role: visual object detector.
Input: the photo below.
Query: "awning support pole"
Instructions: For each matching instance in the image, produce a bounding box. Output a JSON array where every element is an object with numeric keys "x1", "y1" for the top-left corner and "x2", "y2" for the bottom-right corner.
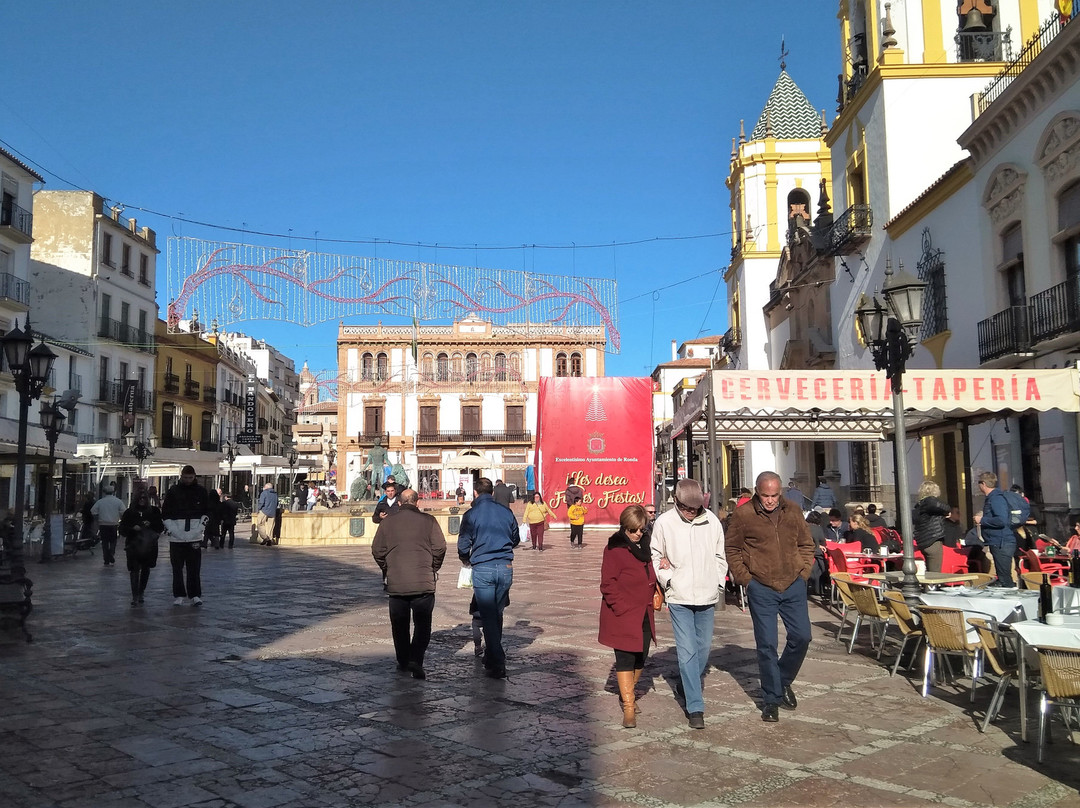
[{"x1": 706, "y1": 368, "x2": 720, "y2": 516}]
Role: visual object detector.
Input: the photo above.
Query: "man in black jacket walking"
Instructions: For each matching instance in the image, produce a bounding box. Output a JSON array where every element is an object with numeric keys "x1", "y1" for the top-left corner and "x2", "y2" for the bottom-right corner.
[
  {"x1": 371, "y1": 488, "x2": 447, "y2": 679},
  {"x1": 162, "y1": 465, "x2": 210, "y2": 606}
]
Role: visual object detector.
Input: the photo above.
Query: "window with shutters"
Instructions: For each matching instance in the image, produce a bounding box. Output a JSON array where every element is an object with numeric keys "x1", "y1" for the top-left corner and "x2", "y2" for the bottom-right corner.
[
  {"x1": 420, "y1": 405, "x2": 438, "y2": 437},
  {"x1": 462, "y1": 405, "x2": 481, "y2": 436},
  {"x1": 364, "y1": 406, "x2": 383, "y2": 436},
  {"x1": 506, "y1": 405, "x2": 524, "y2": 436}
]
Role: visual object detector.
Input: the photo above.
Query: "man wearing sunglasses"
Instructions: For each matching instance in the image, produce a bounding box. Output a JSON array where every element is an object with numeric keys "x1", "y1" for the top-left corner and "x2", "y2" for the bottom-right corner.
[
  {"x1": 725, "y1": 471, "x2": 814, "y2": 723},
  {"x1": 650, "y1": 479, "x2": 727, "y2": 730}
]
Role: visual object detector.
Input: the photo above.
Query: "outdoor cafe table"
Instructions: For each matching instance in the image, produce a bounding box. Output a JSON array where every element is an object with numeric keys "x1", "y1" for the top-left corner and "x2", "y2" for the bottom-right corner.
[
  {"x1": 1010, "y1": 614, "x2": 1080, "y2": 742},
  {"x1": 1053, "y1": 585, "x2": 1080, "y2": 613},
  {"x1": 918, "y1": 588, "x2": 1039, "y2": 640},
  {"x1": 863, "y1": 571, "x2": 983, "y2": 587}
]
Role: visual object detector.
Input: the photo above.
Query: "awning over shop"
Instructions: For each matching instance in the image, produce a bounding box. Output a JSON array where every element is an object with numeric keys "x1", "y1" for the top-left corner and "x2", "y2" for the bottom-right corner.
[{"x1": 671, "y1": 369, "x2": 1080, "y2": 440}]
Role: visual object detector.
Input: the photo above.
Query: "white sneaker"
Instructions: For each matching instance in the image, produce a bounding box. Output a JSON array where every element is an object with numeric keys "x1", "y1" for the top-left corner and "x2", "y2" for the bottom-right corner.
[
  {"x1": 173, "y1": 597, "x2": 186, "y2": 606},
  {"x1": 191, "y1": 597, "x2": 203, "y2": 606}
]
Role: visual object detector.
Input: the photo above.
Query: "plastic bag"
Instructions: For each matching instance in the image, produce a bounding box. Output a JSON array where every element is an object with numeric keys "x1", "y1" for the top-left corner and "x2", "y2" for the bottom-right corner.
[
  {"x1": 457, "y1": 566, "x2": 473, "y2": 589},
  {"x1": 518, "y1": 522, "x2": 529, "y2": 544}
]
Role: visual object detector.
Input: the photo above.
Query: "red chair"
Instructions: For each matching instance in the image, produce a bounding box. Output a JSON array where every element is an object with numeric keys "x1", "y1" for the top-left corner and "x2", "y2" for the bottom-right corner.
[
  {"x1": 1021, "y1": 549, "x2": 1068, "y2": 583},
  {"x1": 838, "y1": 541, "x2": 883, "y2": 573},
  {"x1": 941, "y1": 545, "x2": 970, "y2": 575},
  {"x1": 826, "y1": 547, "x2": 875, "y2": 580}
]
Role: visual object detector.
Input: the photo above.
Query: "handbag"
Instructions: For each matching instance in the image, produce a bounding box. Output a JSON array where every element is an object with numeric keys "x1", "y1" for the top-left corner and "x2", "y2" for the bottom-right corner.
[
  {"x1": 652, "y1": 582, "x2": 666, "y2": 611},
  {"x1": 457, "y1": 566, "x2": 473, "y2": 589},
  {"x1": 136, "y1": 526, "x2": 160, "y2": 555}
]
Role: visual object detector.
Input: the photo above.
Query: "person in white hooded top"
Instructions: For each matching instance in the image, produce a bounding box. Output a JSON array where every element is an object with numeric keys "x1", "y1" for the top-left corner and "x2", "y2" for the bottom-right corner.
[{"x1": 650, "y1": 478, "x2": 728, "y2": 729}]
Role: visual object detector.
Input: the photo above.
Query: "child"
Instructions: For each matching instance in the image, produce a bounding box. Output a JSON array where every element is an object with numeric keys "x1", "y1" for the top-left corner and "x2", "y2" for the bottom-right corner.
[{"x1": 568, "y1": 496, "x2": 587, "y2": 548}]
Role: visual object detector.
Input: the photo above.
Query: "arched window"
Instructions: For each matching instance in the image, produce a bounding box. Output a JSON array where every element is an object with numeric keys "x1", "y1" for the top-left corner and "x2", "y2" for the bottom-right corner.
[
  {"x1": 361, "y1": 352, "x2": 374, "y2": 381},
  {"x1": 494, "y1": 352, "x2": 507, "y2": 381},
  {"x1": 451, "y1": 352, "x2": 464, "y2": 380},
  {"x1": 570, "y1": 353, "x2": 583, "y2": 376},
  {"x1": 437, "y1": 352, "x2": 449, "y2": 382},
  {"x1": 465, "y1": 352, "x2": 478, "y2": 380},
  {"x1": 376, "y1": 352, "x2": 389, "y2": 380},
  {"x1": 510, "y1": 352, "x2": 521, "y2": 378},
  {"x1": 422, "y1": 352, "x2": 435, "y2": 380},
  {"x1": 556, "y1": 352, "x2": 568, "y2": 377},
  {"x1": 1001, "y1": 224, "x2": 1025, "y2": 307},
  {"x1": 480, "y1": 353, "x2": 492, "y2": 379}
]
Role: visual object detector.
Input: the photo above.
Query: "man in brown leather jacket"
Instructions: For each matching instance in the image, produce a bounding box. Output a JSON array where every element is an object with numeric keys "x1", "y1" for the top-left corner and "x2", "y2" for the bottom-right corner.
[{"x1": 725, "y1": 471, "x2": 814, "y2": 724}]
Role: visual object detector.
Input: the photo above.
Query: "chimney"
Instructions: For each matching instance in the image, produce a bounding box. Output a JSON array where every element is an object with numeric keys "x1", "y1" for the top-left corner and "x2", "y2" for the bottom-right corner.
[
  {"x1": 110, "y1": 205, "x2": 121, "y2": 221},
  {"x1": 671, "y1": 340, "x2": 677, "y2": 361},
  {"x1": 129, "y1": 217, "x2": 137, "y2": 234}
]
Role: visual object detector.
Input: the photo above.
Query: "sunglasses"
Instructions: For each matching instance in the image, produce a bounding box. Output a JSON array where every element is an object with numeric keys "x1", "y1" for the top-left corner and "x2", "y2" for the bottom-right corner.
[{"x1": 674, "y1": 499, "x2": 702, "y2": 516}]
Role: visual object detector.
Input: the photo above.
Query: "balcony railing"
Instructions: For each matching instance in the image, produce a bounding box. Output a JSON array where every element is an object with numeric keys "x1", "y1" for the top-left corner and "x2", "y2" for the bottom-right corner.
[
  {"x1": 824, "y1": 204, "x2": 873, "y2": 256},
  {"x1": 0, "y1": 199, "x2": 33, "y2": 239},
  {"x1": 417, "y1": 430, "x2": 532, "y2": 444},
  {"x1": 95, "y1": 381, "x2": 153, "y2": 410},
  {"x1": 357, "y1": 431, "x2": 390, "y2": 446},
  {"x1": 721, "y1": 326, "x2": 741, "y2": 353},
  {"x1": 199, "y1": 439, "x2": 220, "y2": 452},
  {"x1": 837, "y1": 63, "x2": 869, "y2": 112},
  {"x1": 257, "y1": 417, "x2": 269, "y2": 430},
  {"x1": 0, "y1": 271, "x2": 29, "y2": 306},
  {"x1": 979, "y1": 17, "x2": 1056, "y2": 113},
  {"x1": 977, "y1": 304, "x2": 1033, "y2": 363},
  {"x1": 97, "y1": 317, "x2": 155, "y2": 353},
  {"x1": 163, "y1": 372, "x2": 180, "y2": 394},
  {"x1": 161, "y1": 436, "x2": 193, "y2": 449},
  {"x1": 203, "y1": 385, "x2": 217, "y2": 404},
  {"x1": 183, "y1": 378, "x2": 200, "y2": 399},
  {"x1": 1030, "y1": 276, "x2": 1080, "y2": 344},
  {"x1": 956, "y1": 27, "x2": 1013, "y2": 64}
]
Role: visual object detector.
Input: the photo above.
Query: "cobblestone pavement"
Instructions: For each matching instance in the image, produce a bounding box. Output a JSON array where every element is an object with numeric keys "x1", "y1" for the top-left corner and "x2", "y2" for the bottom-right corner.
[{"x1": 1, "y1": 529, "x2": 1078, "y2": 808}]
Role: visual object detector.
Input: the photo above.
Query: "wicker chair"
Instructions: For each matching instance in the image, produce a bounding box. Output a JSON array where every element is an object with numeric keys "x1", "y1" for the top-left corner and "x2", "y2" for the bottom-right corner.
[
  {"x1": 965, "y1": 572, "x2": 995, "y2": 589},
  {"x1": 846, "y1": 580, "x2": 892, "y2": 657},
  {"x1": 917, "y1": 605, "x2": 983, "y2": 700},
  {"x1": 1020, "y1": 571, "x2": 1064, "y2": 591},
  {"x1": 830, "y1": 573, "x2": 860, "y2": 645},
  {"x1": 1034, "y1": 645, "x2": 1080, "y2": 763},
  {"x1": 881, "y1": 590, "x2": 925, "y2": 677},
  {"x1": 966, "y1": 618, "x2": 1017, "y2": 733}
]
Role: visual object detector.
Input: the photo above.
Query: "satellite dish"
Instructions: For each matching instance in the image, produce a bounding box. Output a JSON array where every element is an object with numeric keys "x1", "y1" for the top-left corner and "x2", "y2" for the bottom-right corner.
[{"x1": 58, "y1": 389, "x2": 82, "y2": 412}]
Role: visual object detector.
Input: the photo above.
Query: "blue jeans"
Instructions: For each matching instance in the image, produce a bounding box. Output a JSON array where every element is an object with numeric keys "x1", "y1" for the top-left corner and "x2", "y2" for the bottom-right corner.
[
  {"x1": 472, "y1": 563, "x2": 513, "y2": 671},
  {"x1": 746, "y1": 577, "x2": 811, "y2": 707},
  {"x1": 667, "y1": 603, "x2": 715, "y2": 714},
  {"x1": 986, "y1": 538, "x2": 1017, "y2": 586}
]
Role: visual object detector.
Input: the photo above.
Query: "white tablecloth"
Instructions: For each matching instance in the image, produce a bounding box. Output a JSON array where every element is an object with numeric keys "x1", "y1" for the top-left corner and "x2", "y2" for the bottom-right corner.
[
  {"x1": 1052, "y1": 585, "x2": 1080, "y2": 614},
  {"x1": 1011, "y1": 614, "x2": 1080, "y2": 649},
  {"x1": 919, "y1": 589, "x2": 1038, "y2": 625}
]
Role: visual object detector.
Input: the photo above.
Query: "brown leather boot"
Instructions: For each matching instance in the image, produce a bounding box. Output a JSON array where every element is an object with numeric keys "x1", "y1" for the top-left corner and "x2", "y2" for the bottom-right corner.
[{"x1": 616, "y1": 670, "x2": 636, "y2": 728}]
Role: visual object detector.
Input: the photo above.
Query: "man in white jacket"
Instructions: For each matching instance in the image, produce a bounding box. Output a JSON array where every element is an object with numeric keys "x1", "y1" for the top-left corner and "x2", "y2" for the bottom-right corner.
[
  {"x1": 651, "y1": 478, "x2": 728, "y2": 730},
  {"x1": 91, "y1": 484, "x2": 126, "y2": 566}
]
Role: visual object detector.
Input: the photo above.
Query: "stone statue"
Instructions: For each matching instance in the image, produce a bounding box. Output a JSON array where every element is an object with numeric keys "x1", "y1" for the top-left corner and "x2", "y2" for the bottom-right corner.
[
  {"x1": 391, "y1": 463, "x2": 410, "y2": 489},
  {"x1": 364, "y1": 438, "x2": 389, "y2": 484}
]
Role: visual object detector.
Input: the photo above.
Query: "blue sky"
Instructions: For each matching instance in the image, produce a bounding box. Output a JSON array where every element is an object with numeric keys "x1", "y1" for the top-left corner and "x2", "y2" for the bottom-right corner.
[{"x1": 3, "y1": 2, "x2": 837, "y2": 379}]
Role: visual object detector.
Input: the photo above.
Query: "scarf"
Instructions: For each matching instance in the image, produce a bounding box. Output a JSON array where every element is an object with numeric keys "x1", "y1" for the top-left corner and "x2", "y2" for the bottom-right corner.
[{"x1": 607, "y1": 530, "x2": 652, "y2": 563}]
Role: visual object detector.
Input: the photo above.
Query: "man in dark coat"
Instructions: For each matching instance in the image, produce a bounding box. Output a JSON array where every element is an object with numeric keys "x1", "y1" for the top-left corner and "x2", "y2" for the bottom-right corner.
[
  {"x1": 371, "y1": 488, "x2": 446, "y2": 679},
  {"x1": 372, "y1": 479, "x2": 401, "y2": 524},
  {"x1": 726, "y1": 470, "x2": 814, "y2": 724},
  {"x1": 161, "y1": 465, "x2": 210, "y2": 606},
  {"x1": 492, "y1": 479, "x2": 514, "y2": 508}
]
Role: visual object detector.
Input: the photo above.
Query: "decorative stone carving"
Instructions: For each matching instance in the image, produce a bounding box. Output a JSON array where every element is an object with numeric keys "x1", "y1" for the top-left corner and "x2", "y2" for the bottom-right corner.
[
  {"x1": 982, "y1": 163, "x2": 1027, "y2": 226},
  {"x1": 1036, "y1": 112, "x2": 1080, "y2": 189}
]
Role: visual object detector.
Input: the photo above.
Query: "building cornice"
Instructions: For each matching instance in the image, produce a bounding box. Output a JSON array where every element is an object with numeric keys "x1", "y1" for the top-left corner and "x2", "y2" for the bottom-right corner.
[{"x1": 959, "y1": 18, "x2": 1080, "y2": 169}]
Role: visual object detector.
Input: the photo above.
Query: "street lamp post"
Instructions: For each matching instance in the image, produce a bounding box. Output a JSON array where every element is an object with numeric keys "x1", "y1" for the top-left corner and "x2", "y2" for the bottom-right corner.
[
  {"x1": 223, "y1": 439, "x2": 239, "y2": 495},
  {"x1": 38, "y1": 401, "x2": 66, "y2": 562},
  {"x1": 285, "y1": 445, "x2": 299, "y2": 499},
  {"x1": 2, "y1": 317, "x2": 57, "y2": 576},
  {"x1": 125, "y1": 430, "x2": 157, "y2": 483},
  {"x1": 856, "y1": 259, "x2": 927, "y2": 604}
]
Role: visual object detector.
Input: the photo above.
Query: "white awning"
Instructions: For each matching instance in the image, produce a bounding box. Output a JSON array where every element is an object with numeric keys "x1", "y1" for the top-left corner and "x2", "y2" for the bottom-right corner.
[{"x1": 671, "y1": 368, "x2": 1080, "y2": 440}]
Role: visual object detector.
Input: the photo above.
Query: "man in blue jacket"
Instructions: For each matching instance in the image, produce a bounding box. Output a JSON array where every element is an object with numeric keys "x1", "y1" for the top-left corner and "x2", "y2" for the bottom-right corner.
[
  {"x1": 974, "y1": 471, "x2": 1016, "y2": 587},
  {"x1": 457, "y1": 477, "x2": 519, "y2": 679}
]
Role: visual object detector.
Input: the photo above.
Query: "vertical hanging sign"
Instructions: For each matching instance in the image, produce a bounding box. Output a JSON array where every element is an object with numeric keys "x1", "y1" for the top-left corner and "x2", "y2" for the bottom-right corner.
[
  {"x1": 237, "y1": 373, "x2": 261, "y2": 445},
  {"x1": 121, "y1": 379, "x2": 137, "y2": 432}
]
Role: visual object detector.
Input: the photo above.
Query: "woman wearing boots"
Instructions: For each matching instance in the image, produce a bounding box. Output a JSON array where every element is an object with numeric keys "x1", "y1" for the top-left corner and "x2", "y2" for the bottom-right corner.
[
  {"x1": 598, "y1": 504, "x2": 657, "y2": 728},
  {"x1": 119, "y1": 490, "x2": 165, "y2": 606}
]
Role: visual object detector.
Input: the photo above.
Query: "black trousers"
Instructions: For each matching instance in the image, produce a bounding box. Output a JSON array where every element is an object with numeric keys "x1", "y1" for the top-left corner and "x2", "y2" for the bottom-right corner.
[
  {"x1": 388, "y1": 593, "x2": 435, "y2": 668},
  {"x1": 99, "y1": 525, "x2": 118, "y2": 564},
  {"x1": 169, "y1": 542, "x2": 202, "y2": 598},
  {"x1": 570, "y1": 524, "x2": 584, "y2": 545},
  {"x1": 221, "y1": 522, "x2": 236, "y2": 548}
]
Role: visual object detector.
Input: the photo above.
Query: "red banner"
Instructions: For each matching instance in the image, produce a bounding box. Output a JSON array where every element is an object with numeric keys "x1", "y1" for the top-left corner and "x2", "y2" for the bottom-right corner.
[{"x1": 536, "y1": 377, "x2": 654, "y2": 527}]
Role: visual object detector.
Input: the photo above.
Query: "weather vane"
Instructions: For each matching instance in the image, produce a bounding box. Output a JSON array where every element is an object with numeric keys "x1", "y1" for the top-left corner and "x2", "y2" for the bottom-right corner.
[{"x1": 779, "y1": 36, "x2": 789, "y2": 71}]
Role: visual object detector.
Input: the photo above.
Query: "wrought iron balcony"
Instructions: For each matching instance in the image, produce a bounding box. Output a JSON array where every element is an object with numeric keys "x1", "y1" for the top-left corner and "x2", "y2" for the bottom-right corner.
[
  {"x1": 203, "y1": 385, "x2": 217, "y2": 404},
  {"x1": 416, "y1": 430, "x2": 532, "y2": 444},
  {"x1": 956, "y1": 27, "x2": 1013, "y2": 64},
  {"x1": 721, "y1": 326, "x2": 741, "y2": 353},
  {"x1": 356, "y1": 431, "x2": 390, "y2": 446},
  {"x1": 837, "y1": 63, "x2": 869, "y2": 111},
  {"x1": 97, "y1": 317, "x2": 155, "y2": 353},
  {"x1": 163, "y1": 372, "x2": 180, "y2": 394},
  {"x1": 1030, "y1": 276, "x2": 1080, "y2": 344},
  {"x1": 0, "y1": 199, "x2": 33, "y2": 240},
  {"x1": 257, "y1": 417, "x2": 269, "y2": 430},
  {"x1": 0, "y1": 271, "x2": 29, "y2": 305},
  {"x1": 183, "y1": 378, "x2": 200, "y2": 399},
  {"x1": 824, "y1": 205, "x2": 873, "y2": 256},
  {"x1": 161, "y1": 435, "x2": 193, "y2": 449},
  {"x1": 95, "y1": 381, "x2": 153, "y2": 410},
  {"x1": 977, "y1": 304, "x2": 1033, "y2": 364},
  {"x1": 199, "y1": 439, "x2": 220, "y2": 452}
]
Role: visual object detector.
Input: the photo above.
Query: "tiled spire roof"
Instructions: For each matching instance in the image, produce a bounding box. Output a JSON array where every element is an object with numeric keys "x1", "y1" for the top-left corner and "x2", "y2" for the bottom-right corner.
[{"x1": 749, "y1": 70, "x2": 821, "y2": 141}]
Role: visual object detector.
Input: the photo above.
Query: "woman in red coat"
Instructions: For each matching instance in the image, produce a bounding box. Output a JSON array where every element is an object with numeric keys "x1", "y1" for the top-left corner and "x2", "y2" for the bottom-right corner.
[{"x1": 598, "y1": 504, "x2": 657, "y2": 728}]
